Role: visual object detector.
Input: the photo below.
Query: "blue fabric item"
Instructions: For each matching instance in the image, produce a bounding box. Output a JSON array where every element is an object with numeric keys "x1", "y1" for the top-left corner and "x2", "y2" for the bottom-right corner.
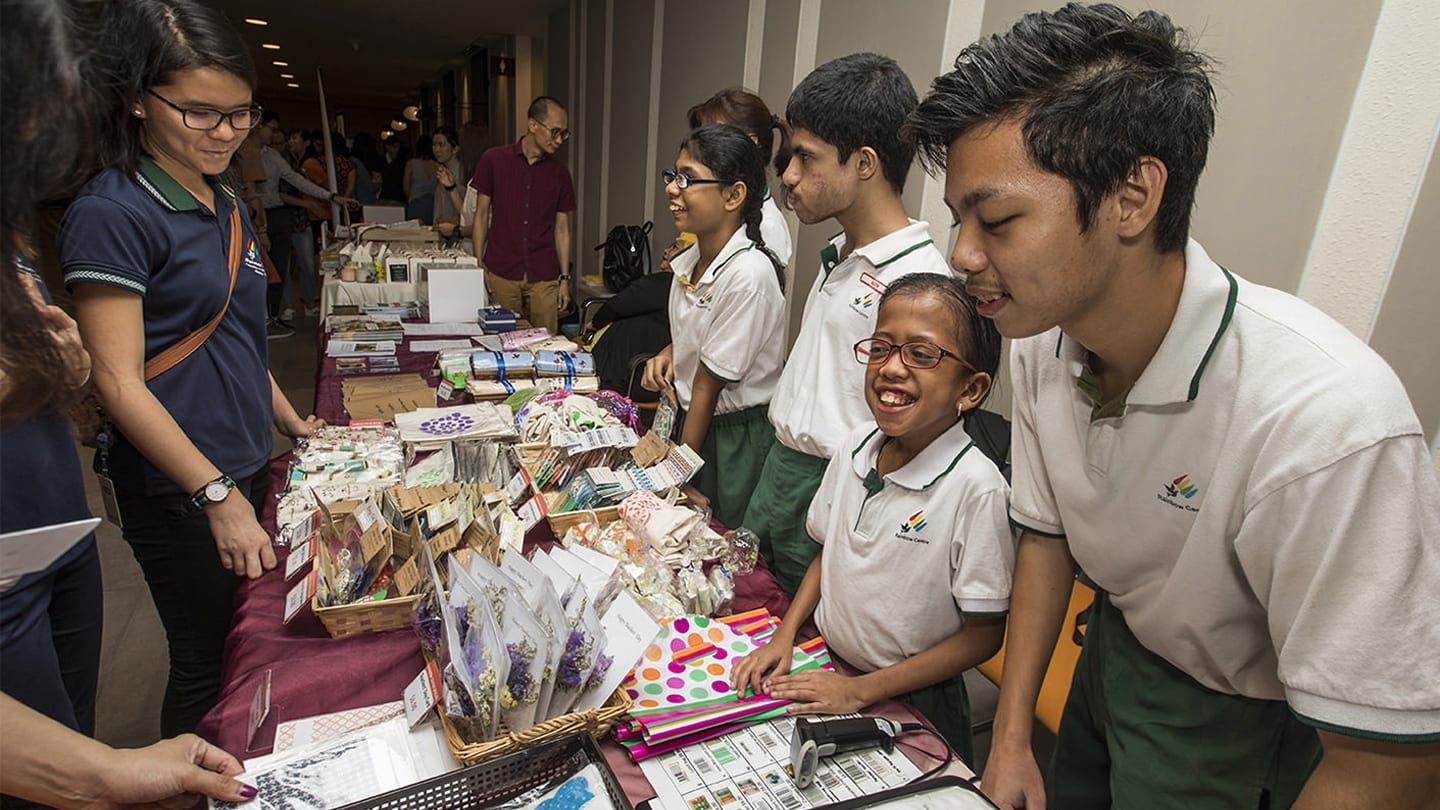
[{"x1": 59, "y1": 158, "x2": 273, "y2": 496}]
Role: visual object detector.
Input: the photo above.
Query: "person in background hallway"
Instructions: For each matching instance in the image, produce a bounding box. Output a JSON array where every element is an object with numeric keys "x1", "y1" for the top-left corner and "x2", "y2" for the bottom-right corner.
[
  {"x1": 403, "y1": 133, "x2": 437, "y2": 225},
  {"x1": 431, "y1": 126, "x2": 464, "y2": 239},
  {"x1": 378, "y1": 135, "x2": 408, "y2": 204},
  {"x1": 470, "y1": 96, "x2": 577, "y2": 335},
  {"x1": 250, "y1": 112, "x2": 346, "y2": 330}
]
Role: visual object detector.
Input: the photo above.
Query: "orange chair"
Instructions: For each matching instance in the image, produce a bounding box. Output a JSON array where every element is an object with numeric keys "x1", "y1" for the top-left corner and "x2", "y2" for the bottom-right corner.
[{"x1": 976, "y1": 580, "x2": 1095, "y2": 734}]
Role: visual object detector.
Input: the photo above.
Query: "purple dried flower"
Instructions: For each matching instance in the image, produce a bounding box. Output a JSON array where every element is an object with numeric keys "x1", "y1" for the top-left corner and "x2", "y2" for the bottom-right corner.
[
  {"x1": 412, "y1": 589, "x2": 442, "y2": 654},
  {"x1": 585, "y1": 651, "x2": 614, "y2": 691},
  {"x1": 556, "y1": 629, "x2": 592, "y2": 690},
  {"x1": 502, "y1": 639, "x2": 539, "y2": 706}
]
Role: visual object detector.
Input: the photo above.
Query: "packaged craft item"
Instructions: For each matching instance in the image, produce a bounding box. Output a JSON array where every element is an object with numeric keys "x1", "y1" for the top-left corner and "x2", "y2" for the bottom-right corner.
[
  {"x1": 497, "y1": 589, "x2": 551, "y2": 733},
  {"x1": 446, "y1": 556, "x2": 507, "y2": 743},
  {"x1": 287, "y1": 426, "x2": 404, "y2": 493}
]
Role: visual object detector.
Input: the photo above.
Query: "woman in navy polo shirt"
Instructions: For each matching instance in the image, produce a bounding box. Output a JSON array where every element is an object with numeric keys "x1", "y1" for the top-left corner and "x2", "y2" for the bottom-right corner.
[{"x1": 60, "y1": 0, "x2": 321, "y2": 736}]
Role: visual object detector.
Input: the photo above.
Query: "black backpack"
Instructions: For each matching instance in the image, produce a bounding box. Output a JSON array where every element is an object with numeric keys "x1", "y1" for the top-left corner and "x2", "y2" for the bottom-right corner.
[{"x1": 594, "y1": 221, "x2": 653, "y2": 293}]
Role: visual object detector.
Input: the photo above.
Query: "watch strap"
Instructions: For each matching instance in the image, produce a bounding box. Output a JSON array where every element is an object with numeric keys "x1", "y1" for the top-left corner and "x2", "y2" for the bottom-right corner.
[{"x1": 189, "y1": 474, "x2": 236, "y2": 511}]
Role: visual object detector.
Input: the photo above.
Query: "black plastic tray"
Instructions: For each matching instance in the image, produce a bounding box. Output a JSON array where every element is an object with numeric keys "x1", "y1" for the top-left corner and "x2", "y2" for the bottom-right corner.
[{"x1": 337, "y1": 732, "x2": 632, "y2": 809}]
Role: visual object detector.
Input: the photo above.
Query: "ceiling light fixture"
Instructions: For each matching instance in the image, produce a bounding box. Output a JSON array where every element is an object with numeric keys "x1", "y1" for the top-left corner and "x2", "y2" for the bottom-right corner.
[
  {"x1": 279, "y1": 73, "x2": 295, "y2": 79},
  {"x1": 244, "y1": 18, "x2": 267, "y2": 26},
  {"x1": 286, "y1": 83, "x2": 300, "y2": 89},
  {"x1": 381, "y1": 129, "x2": 394, "y2": 139},
  {"x1": 272, "y1": 60, "x2": 288, "y2": 66},
  {"x1": 262, "y1": 43, "x2": 281, "y2": 50},
  {"x1": 390, "y1": 119, "x2": 408, "y2": 131},
  {"x1": 402, "y1": 105, "x2": 420, "y2": 122}
]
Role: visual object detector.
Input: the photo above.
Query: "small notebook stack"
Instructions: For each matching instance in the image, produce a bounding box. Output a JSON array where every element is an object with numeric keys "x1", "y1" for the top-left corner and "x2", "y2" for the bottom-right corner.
[
  {"x1": 326, "y1": 315, "x2": 404, "y2": 342},
  {"x1": 478, "y1": 305, "x2": 517, "y2": 332}
]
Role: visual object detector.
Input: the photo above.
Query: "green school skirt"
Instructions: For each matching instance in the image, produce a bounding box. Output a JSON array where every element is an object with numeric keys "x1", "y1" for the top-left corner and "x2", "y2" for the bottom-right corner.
[
  {"x1": 1048, "y1": 593, "x2": 1321, "y2": 809},
  {"x1": 682, "y1": 404, "x2": 774, "y2": 532},
  {"x1": 741, "y1": 439, "x2": 829, "y2": 595},
  {"x1": 898, "y1": 671, "x2": 975, "y2": 768}
]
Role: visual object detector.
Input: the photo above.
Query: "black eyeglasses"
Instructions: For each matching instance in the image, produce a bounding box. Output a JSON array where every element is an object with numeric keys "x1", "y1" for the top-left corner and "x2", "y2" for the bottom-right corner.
[
  {"x1": 534, "y1": 121, "x2": 571, "y2": 142},
  {"x1": 661, "y1": 169, "x2": 735, "y2": 190},
  {"x1": 854, "y1": 337, "x2": 976, "y2": 372},
  {"x1": 147, "y1": 89, "x2": 262, "y2": 131}
]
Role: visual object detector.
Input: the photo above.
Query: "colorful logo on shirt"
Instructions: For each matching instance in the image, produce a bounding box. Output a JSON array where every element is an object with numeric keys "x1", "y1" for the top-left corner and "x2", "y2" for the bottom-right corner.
[
  {"x1": 696, "y1": 290, "x2": 715, "y2": 308},
  {"x1": 895, "y1": 510, "x2": 931, "y2": 544},
  {"x1": 243, "y1": 239, "x2": 265, "y2": 276},
  {"x1": 852, "y1": 292, "x2": 876, "y2": 309},
  {"x1": 1158, "y1": 473, "x2": 1201, "y2": 513},
  {"x1": 1166, "y1": 475, "x2": 1198, "y2": 499}
]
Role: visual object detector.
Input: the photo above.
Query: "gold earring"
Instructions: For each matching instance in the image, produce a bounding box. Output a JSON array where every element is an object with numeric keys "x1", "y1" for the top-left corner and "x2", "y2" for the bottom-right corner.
[{"x1": 133, "y1": 108, "x2": 145, "y2": 118}]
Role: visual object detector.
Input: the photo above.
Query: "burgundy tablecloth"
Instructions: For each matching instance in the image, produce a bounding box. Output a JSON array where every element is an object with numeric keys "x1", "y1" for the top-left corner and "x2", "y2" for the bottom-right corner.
[
  {"x1": 314, "y1": 335, "x2": 447, "y2": 425},
  {"x1": 195, "y1": 456, "x2": 800, "y2": 805},
  {"x1": 198, "y1": 337, "x2": 948, "y2": 805}
]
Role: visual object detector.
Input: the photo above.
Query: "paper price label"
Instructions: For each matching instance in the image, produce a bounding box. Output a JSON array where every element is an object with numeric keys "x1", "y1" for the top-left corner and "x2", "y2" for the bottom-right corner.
[
  {"x1": 403, "y1": 660, "x2": 443, "y2": 728},
  {"x1": 283, "y1": 570, "x2": 316, "y2": 624},
  {"x1": 353, "y1": 497, "x2": 383, "y2": 533},
  {"x1": 516, "y1": 494, "x2": 547, "y2": 534},
  {"x1": 435, "y1": 380, "x2": 455, "y2": 401},
  {"x1": 505, "y1": 470, "x2": 531, "y2": 506},
  {"x1": 428, "y1": 524, "x2": 462, "y2": 557},
  {"x1": 284, "y1": 537, "x2": 316, "y2": 580},
  {"x1": 358, "y1": 523, "x2": 387, "y2": 564},
  {"x1": 393, "y1": 556, "x2": 420, "y2": 598},
  {"x1": 245, "y1": 670, "x2": 273, "y2": 751}
]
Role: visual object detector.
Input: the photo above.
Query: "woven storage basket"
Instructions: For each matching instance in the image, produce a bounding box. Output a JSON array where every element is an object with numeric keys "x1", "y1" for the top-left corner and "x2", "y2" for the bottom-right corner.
[
  {"x1": 512, "y1": 442, "x2": 683, "y2": 536},
  {"x1": 439, "y1": 686, "x2": 632, "y2": 765},
  {"x1": 312, "y1": 593, "x2": 419, "y2": 638}
]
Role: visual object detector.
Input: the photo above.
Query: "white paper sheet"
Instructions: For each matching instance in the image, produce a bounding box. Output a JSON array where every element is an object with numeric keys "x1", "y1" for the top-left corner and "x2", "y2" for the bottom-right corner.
[
  {"x1": 401, "y1": 322, "x2": 485, "y2": 337},
  {"x1": 214, "y1": 717, "x2": 423, "y2": 810},
  {"x1": 407, "y1": 339, "x2": 477, "y2": 353},
  {"x1": 573, "y1": 591, "x2": 660, "y2": 712},
  {"x1": 0, "y1": 518, "x2": 100, "y2": 591}
]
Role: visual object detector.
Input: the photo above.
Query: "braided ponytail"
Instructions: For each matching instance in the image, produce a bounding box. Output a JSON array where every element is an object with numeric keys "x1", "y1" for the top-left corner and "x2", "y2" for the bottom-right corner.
[{"x1": 743, "y1": 194, "x2": 785, "y2": 292}]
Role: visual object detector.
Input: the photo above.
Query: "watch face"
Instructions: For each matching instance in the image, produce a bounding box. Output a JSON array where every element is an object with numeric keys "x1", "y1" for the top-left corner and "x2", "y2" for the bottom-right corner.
[{"x1": 204, "y1": 481, "x2": 231, "y2": 503}]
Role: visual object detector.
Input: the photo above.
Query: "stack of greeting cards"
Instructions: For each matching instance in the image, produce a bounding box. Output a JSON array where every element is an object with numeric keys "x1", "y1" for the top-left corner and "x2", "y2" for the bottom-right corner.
[{"x1": 614, "y1": 609, "x2": 834, "y2": 761}]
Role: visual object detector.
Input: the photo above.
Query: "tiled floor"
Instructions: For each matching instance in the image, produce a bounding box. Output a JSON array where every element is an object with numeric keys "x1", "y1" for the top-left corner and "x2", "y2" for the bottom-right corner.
[{"x1": 90, "y1": 308, "x2": 1051, "y2": 775}]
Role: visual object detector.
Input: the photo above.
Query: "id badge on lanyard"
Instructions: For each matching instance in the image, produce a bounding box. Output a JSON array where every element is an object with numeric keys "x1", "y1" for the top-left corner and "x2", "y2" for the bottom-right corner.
[{"x1": 95, "y1": 430, "x2": 124, "y2": 528}]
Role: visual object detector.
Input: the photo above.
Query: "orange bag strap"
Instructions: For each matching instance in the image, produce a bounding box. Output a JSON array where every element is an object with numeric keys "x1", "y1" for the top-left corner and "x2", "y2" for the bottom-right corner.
[{"x1": 143, "y1": 204, "x2": 244, "y2": 381}]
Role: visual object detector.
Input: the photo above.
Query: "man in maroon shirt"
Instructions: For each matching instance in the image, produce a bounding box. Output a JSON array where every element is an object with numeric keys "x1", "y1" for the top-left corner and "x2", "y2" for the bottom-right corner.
[{"x1": 471, "y1": 96, "x2": 576, "y2": 333}]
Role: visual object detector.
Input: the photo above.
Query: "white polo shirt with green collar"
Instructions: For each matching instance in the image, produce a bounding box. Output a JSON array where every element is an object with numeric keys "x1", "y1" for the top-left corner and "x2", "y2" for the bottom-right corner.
[
  {"x1": 769, "y1": 221, "x2": 951, "y2": 459},
  {"x1": 808, "y1": 420, "x2": 1015, "y2": 673},
  {"x1": 1009, "y1": 239, "x2": 1440, "y2": 741},
  {"x1": 667, "y1": 225, "x2": 786, "y2": 415}
]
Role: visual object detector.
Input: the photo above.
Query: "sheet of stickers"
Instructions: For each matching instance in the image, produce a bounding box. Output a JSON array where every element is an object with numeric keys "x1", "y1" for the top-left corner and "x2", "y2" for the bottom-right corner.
[{"x1": 639, "y1": 714, "x2": 922, "y2": 810}]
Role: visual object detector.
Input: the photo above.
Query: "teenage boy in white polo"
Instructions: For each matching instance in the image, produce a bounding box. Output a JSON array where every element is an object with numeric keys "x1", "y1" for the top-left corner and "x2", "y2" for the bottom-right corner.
[
  {"x1": 903, "y1": 5, "x2": 1440, "y2": 808},
  {"x1": 745, "y1": 52, "x2": 951, "y2": 595}
]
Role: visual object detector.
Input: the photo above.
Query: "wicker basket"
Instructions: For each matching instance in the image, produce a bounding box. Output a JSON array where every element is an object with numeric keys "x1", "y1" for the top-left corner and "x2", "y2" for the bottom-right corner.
[
  {"x1": 512, "y1": 442, "x2": 683, "y2": 536},
  {"x1": 311, "y1": 593, "x2": 419, "y2": 638},
  {"x1": 439, "y1": 686, "x2": 632, "y2": 765}
]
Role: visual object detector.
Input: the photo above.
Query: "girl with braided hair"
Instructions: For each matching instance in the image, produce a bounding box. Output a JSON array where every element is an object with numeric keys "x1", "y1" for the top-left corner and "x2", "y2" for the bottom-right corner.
[{"x1": 640, "y1": 124, "x2": 786, "y2": 529}]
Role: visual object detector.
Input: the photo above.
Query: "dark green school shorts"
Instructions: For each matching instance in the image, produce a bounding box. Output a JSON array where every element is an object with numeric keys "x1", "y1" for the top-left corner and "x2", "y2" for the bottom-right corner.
[
  {"x1": 740, "y1": 439, "x2": 829, "y2": 594},
  {"x1": 685, "y1": 404, "x2": 774, "y2": 532},
  {"x1": 1048, "y1": 593, "x2": 1321, "y2": 809}
]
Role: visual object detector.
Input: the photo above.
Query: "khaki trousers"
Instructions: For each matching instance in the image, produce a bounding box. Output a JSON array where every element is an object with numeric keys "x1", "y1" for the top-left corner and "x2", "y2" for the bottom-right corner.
[{"x1": 486, "y1": 273, "x2": 559, "y2": 334}]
